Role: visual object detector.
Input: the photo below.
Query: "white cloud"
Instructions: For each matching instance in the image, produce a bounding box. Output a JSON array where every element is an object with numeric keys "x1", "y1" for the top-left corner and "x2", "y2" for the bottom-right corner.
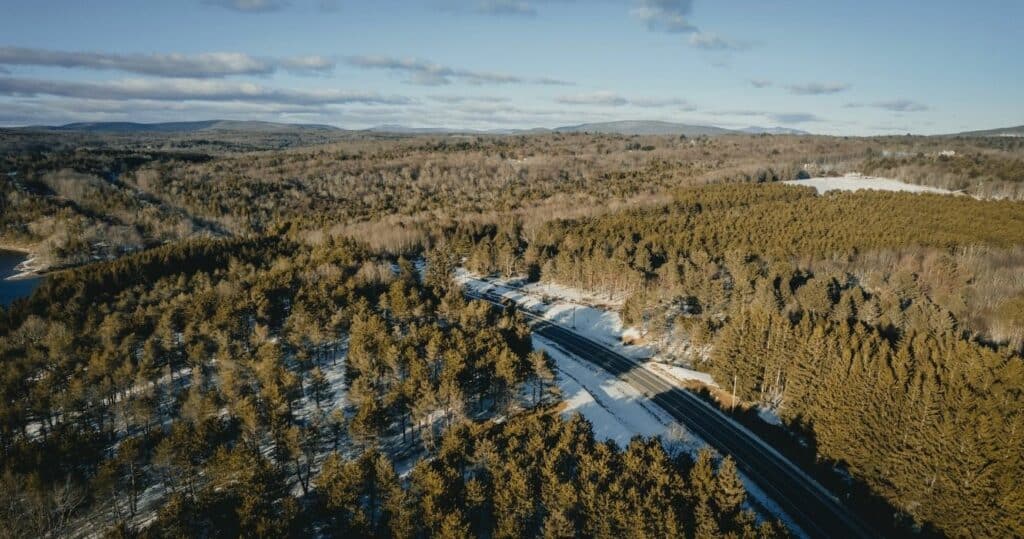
[
  {"x1": 631, "y1": 97, "x2": 696, "y2": 110},
  {"x1": 555, "y1": 92, "x2": 695, "y2": 109},
  {"x1": 786, "y1": 82, "x2": 851, "y2": 95},
  {"x1": 0, "y1": 76, "x2": 410, "y2": 106},
  {"x1": 476, "y1": 0, "x2": 536, "y2": 16},
  {"x1": 846, "y1": 99, "x2": 929, "y2": 112},
  {"x1": 347, "y1": 55, "x2": 571, "y2": 86},
  {"x1": 0, "y1": 47, "x2": 335, "y2": 78},
  {"x1": 428, "y1": 95, "x2": 511, "y2": 103},
  {"x1": 633, "y1": 0, "x2": 697, "y2": 33},
  {"x1": 688, "y1": 32, "x2": 749, "y2": 51},
  {"x1": 203, "y1": 0, "x2": 290, "y2": 13},
  {"x1": 555, "y1": 91, "x2": 629, "y2": 106}
]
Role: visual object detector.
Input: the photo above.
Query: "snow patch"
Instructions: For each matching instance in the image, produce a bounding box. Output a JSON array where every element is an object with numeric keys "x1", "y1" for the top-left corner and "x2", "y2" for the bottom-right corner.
[
  {"x1": 756, "y1": 406, "x2": 783, "y2": 427},
  {"x1": 785, "y1": 173, "x2": 956, "y2": 195},
  {"x1": 644, "y1": 361, "x2": 717, "y2": 387},
  {"x1": 534, "y1": 335, "x2": 702, "y2": 452}
]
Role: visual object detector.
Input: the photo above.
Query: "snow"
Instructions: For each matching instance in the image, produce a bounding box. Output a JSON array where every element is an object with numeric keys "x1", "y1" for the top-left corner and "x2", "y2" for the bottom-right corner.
[
  {"x1": 295, "y1": 340, "x2": 349, "y2": 424},
  {"x1": 535, "y1": 336, "x2": 688, "y2": 447},
  {"x1": 455, "y1": 269, "x2": 655, "y2": 360},
  {"x1": 644, "y1": 361, "x2": 717, "y2": 387},
  {"x1": 519, "y1": 279, "x2": 625, "y2": 308},
  {"x1": 5, "y1": 254, "x2": 42, "y2": 281},
  {"x1": 756, "y1": 406, "x2": 783, "y2": 427},
  {"x1": 785, "y1": 173, "x2": 956, "y2": 195}
]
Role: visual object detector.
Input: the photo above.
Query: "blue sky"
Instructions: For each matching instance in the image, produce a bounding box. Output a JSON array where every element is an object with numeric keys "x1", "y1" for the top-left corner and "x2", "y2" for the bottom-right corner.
[{"x1": 0, "y1": 0, "x2": 1020, "y2": 134}]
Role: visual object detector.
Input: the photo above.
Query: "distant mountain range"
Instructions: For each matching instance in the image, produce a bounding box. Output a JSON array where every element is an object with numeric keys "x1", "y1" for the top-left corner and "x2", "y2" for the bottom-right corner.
[
  {"x1": 20, "y1": 119, "x2": 815, "y2": 137},
  {"x1": 550, "y1": 120, "x2": 735, "y2": 136},
  {"x1": 14, "y1": 120, "x2": 1024, "y2": 138},
  {"x1": 738, "y1": 126, "x2": 812, "y2": 135},
  {"x1": 952, "y1": 125, "x2": 1024, "y2": 137},
  {"x1": 370, "y1": 120, "x2": 810, "y2": 136}
]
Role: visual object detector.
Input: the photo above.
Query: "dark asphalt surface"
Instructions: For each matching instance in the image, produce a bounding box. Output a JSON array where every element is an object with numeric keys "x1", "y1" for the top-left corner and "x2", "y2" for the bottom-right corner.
[{"x1": 473, "y1": 289, "x2": 877, "y2": 539}]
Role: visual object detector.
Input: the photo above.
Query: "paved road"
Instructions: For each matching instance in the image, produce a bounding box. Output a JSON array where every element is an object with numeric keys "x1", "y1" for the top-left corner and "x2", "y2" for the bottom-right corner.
[{"x1": 472, "y1": 289, "x2": 877, "y2": 539}]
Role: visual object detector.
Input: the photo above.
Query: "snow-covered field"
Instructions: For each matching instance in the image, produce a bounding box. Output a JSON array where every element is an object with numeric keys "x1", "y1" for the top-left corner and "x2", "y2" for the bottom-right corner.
[{"x1": 785, "y1": 173, "x2": 955, "y2": 195}]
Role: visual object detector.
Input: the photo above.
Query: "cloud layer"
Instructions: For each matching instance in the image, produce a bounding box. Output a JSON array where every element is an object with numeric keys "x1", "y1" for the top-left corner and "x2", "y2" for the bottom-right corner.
[
  {"x1": 475, "y1": 0, "x2": 537, "y2": 16},
  {"x1": 846, "y1": 99, "x2": 929, "y2": 112},
  {"x1": 347, "y1": 55, "x2": 571, "y2": 86},
  {"x1": 0, "y1": 47, "x2": 334, "y2": 78},
  {"x1": 0, "y1": 76, "x2": 409, "y2": 106},
  {"x1": 555, "y1": 91, "x2": 695, "y2": 110},
  {"x1": 203, "y1": 0, "x2": 290, "y2": 13}
]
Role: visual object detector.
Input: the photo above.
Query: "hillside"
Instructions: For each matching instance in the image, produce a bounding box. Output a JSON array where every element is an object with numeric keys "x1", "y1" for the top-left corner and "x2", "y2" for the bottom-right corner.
[
  {"x1": 553, "y1": 120, "x2": 735, "y2": 136},
  {"x1": 953, "y1": 125, "x2": 1024, "y2": 137}
]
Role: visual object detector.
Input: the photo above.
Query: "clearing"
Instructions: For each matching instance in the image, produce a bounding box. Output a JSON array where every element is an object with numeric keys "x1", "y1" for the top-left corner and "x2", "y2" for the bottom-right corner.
[{"x1": 785, "y1": 173, "x2": 956, "y2": 195}]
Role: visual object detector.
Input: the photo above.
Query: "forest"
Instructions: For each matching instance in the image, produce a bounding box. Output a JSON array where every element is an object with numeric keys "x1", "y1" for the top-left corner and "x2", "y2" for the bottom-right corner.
[
  {"x1": 458, "y1": 182, "x2": 1024, "y2": 536},
  {"x1": 1, "y1": 128, "x2": 1023, "y2": 537},
  {"x1": 0, "y1": 235, "x2": 779, "y2": 537},
  {"x1": 4, "y1": 129, "x2": 1023, "y2": 268}
]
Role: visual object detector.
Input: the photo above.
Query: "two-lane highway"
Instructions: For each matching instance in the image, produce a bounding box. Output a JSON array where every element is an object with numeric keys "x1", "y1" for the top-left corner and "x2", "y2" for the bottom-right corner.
[{"x1": 471, "y1": 288, "x2": 877, "y2": 539}]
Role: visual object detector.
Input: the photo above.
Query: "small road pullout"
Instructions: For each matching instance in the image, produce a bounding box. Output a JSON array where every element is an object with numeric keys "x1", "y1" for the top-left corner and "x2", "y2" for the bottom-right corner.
[{"x1": 470, "y1": 289, "x2": 877, "y2": 539}]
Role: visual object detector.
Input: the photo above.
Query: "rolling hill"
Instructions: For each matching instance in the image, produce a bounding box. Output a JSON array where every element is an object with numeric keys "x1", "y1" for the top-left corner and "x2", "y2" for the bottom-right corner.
[
  {"x1": 551, "y1": 120, "x2": 735, "y2": 136},
  {"x1": 953, "y1": 125, "x2": 1024, "y2": 137}
]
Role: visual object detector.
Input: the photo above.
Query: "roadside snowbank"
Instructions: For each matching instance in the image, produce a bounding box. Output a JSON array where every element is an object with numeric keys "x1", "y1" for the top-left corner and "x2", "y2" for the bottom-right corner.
[
  {"x1": 644, "y1": 361, "x2": 717, "y2": 387},
  {"x1": 456, "y1": 269, "x2": 655, "y2": 360}
]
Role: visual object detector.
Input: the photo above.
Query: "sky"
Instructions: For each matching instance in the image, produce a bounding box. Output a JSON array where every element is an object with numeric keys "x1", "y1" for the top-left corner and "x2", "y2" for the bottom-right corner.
[{"x1": 0, "y1": 0, "x2": 1021, "y2": 135}]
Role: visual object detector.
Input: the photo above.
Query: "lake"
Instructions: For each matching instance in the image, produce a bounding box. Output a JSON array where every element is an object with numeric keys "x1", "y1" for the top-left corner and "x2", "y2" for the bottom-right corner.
[{"x1": 0, "y1": 249, "x2": 42, "y2": 307}]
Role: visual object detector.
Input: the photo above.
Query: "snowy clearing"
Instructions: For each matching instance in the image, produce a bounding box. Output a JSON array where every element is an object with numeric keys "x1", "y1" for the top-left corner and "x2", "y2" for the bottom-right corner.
[
  {"x1": 785, "y1": 174, "x2": 956, "y2": 195},
  {"x1": 456, "y1": 269, "x2": 655, "y2": 361},
  {"x1": 535, "y1": 335, "x2": 697, "y2": 450}
]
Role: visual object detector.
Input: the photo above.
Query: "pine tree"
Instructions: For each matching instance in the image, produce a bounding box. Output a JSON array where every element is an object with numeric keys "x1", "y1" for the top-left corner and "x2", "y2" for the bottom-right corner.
[{"x1": 714, "y1": 456, "x2": 746, "y2": 520}]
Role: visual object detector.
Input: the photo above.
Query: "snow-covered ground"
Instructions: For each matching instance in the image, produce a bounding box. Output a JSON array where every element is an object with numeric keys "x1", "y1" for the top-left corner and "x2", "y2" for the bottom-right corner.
[
  {"x1": 535, "y1": 335, "x2": 699, "y2": 451},
  {"x1": 456, "y1": 269, "x2": 654, "y2": 360},
  {"x1": 644, "y1": 361, "x2": 717, "y2": 387},
  {"x1": 294, "y1": 341, "x2": 349, "y2": 425},
  {"x1": 785, "y1": 173, "x2": 955, "y2": 195}
]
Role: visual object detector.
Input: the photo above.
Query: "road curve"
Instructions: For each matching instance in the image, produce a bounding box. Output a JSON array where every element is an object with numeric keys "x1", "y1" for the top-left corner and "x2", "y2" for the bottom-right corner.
[{"x1": 472, "y1": 289, "x2": 877, "y2": 539}]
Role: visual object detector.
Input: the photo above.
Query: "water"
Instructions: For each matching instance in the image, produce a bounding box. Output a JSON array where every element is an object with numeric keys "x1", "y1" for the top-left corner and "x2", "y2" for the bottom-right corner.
[{"x1": 0, "y1": 249, "x2": 42, "y2": 307}]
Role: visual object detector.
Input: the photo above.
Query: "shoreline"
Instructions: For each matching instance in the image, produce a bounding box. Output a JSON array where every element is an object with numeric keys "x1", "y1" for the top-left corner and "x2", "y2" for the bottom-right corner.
[
  {"x1": 1, "y1": 244, "x2": 45, "y2": 281},
  {"x1": 5, "y1": 269, "x2": 42, "y2": 282}
]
